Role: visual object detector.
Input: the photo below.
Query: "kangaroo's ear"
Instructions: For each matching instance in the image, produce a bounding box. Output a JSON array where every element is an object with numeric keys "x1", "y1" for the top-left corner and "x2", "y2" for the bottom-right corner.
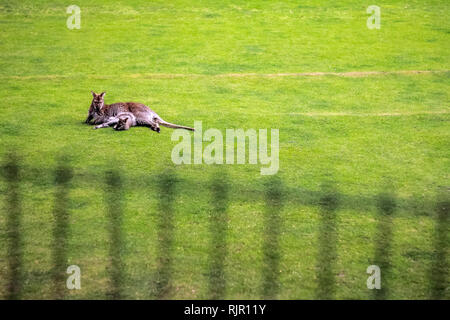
[
  {"x1": 100, "y1": 92, "x2": 106, "y2": 98},
  {"x1": 91, "y1": 91, "x2": 96, "y2": 97}
]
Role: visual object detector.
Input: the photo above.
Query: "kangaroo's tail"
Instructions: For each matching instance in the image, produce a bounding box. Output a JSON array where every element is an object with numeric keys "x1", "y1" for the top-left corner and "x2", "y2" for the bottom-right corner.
[{"x1": 158, "y1": 119, "x2": 195, "y2": 131}]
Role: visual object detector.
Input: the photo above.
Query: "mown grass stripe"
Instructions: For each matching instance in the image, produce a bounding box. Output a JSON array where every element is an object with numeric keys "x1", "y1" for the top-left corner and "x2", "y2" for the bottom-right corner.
[{"x1": 1, "y1": 70, "x2": 448, "y2": 80}]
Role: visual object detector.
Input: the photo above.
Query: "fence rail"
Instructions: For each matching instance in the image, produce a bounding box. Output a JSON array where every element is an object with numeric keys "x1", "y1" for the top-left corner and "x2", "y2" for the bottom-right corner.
[{"x1": 0, "y1": 154, "x2": 448, "y2": 299}]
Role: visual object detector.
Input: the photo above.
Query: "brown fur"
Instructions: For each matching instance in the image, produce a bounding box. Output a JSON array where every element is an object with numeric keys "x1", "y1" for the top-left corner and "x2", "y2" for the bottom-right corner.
[
  {"x1": 93, "y1": 112, "x2": 136, "y2": 131},
  {"x1": 114, "y1": 115, "x2": 133, "y2": 131},
  {"x1": 85, "y1": 91, "x2": 194, "y2": 133}
]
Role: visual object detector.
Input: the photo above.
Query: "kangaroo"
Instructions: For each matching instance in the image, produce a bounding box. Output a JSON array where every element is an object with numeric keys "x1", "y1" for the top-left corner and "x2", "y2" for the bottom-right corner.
[
  {"x1": 114, "y1": 115, "x2": 133, "y2": 131},
  {"x1": 85, "y1": 91, "x2": 195, "y2": 132},
  {"x1": 93, "y1": 112, "x2": 136, "y2": 131}
]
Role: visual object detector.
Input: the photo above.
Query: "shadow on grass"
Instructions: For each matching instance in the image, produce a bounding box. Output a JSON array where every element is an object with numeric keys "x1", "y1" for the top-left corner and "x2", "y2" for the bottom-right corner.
[
  {"x1": 373, "y1": 192, "x2": 396, "y2": 300},
  {"x1": 2, "y1": 153, "x2": 23, "y2": 300},
  {"x1": 9, "y1": 162, "x2": 441, "y2": 218},
  {"x1": 315, "y1": 183, "x2": 339, "y2": 300},
  {"x1": 151, "y1": 171, "x2": 177, "y2": 299},
  {"x1": 261, "y1": 176, "x2": 284, "y2": 299},
  {"x1": 208, "y1": 172, "x2": 229, "y2": 299},
  {"x1": 105, "y1": 170, "x2": 124, "y2": 300},
  {"x1": 1, "y1": 152, "x2": 447, "y2": 299},
  {"x1": 429, "y1": 191, "x2": 449, "y2": 300},
  {"x1": 51, "y1": 159, "x2": 72, "y2": 299}
]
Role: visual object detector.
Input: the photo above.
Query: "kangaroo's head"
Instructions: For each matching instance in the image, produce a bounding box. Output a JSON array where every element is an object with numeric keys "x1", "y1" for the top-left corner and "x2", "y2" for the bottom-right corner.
[
  {"x1": 114, "y1": 117, "x2": 129, "y2": 131},
  {"x1": 89, "y1": 91, "x2": 106, "y2": 115}
]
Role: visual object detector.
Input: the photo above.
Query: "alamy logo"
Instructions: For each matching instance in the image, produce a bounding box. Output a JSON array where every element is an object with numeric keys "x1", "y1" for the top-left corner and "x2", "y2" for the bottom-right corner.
[
  {"x1": 66, "y1": 265, "x2": 81, "y2": 290},
  {"x1": 171, "y1": 121, "x2": 279, "y2": 175},
  {"x1": 366, "y1": 5, "x2": 381, "y2": 30},
  {"x1": 366, "y1": 265, "x2": 381, "y2": 289},
  {"x1": 66, "y1": 5, "x2": 81, "y2": 30}
]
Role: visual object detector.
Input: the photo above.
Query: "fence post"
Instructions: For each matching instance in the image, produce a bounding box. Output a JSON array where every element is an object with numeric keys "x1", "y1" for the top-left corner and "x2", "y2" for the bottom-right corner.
[
  {"x1": 51, "y1": 162, "x2": 72, "y2": 299},
  {"x1": 208, "y1": 173, "x2": 229, "y2": 299},
  {"x1": 316, "y1": 184, "x2": 339, "y2": 300},
  {"x1": 3, "y1": 154, "x2": 23, "y2": 300}
]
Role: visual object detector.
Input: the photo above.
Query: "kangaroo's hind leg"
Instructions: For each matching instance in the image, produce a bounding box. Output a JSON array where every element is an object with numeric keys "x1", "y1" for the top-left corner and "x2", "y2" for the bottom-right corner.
[
  {"x1": 138, "y1": 118, "x2": 160, "y2": 133},
  {"x1": 151, "y1": 122, "x2": 160, "y2": 133}
]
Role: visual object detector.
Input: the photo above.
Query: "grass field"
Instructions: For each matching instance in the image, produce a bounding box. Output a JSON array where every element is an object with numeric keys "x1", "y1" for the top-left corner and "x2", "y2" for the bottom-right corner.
[{"x1": 0, "y1": 0, "x2": 449, "y2": 299}]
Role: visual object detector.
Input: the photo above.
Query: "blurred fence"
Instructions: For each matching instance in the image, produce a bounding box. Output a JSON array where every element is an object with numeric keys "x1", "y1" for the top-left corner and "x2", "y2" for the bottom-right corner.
[{"x1": 0, "y1": 154, "x2": 448, "y2": 300}]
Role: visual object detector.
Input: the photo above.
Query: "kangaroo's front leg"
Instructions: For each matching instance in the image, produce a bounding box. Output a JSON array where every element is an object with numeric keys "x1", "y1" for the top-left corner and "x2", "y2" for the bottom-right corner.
[
  {"x1": 85, "y1": 114, "x2": 93, "y2": 124},
  {"x1": 93, "y1": 118, "x2": 119, "y2": 129}
]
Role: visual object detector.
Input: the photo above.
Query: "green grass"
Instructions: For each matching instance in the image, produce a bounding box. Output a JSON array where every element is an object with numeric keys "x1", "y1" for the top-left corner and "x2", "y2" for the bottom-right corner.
[{"x1": 0, "y1": 0, "x2": 449, "y2": 299}]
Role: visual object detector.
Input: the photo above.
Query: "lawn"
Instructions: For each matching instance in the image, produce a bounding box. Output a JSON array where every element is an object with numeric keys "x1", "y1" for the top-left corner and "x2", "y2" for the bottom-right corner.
[{"x1": 0, "y1": 0, "x2": 448, "y2": 299}]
